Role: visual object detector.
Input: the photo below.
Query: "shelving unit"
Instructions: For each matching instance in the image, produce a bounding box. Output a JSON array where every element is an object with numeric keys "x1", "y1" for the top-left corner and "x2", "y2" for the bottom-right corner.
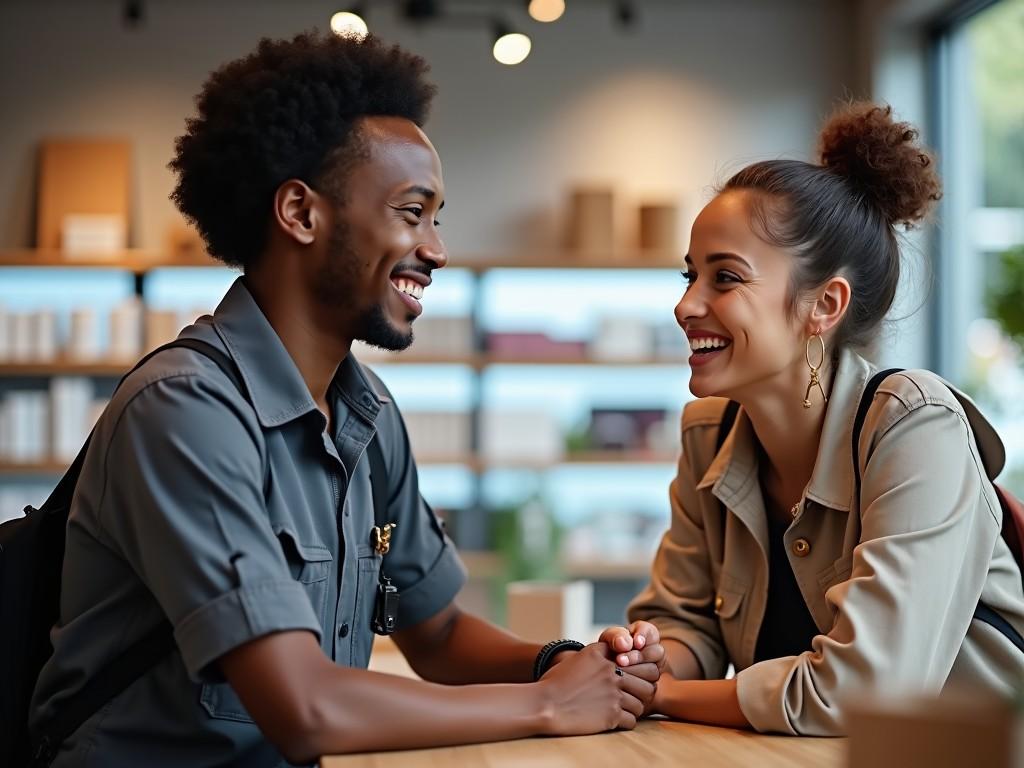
[
  {"x1": 0, "y1": 249, "x2": 687, "y2": 466},
  {"x1": 1, "y1": 248, "x2": 686, "y2": 620}
]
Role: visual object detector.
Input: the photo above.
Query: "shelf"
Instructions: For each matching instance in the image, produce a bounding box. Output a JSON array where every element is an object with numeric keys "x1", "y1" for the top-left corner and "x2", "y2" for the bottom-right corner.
[
  {"x1": 562, "y1": 558, "x2": 652, "y2": 580},
  {"x1": 461, "y1": 252, "x2": 683, "y2": 270},
  {"x1": 0, "y1": 354, "x2": 689, "y2": 376},
  {"x1": 0, "y1": 249, "x2": 222, "y2": 271},
  {"x1": 0, "y1": 249, "x2": 681, "y2": 273},
  {"x1": 481, "y1": 355, "x2": 687, "y2": 367},
  {"x1": 419, "y1": 452, "x2": 678, "y2": 472},
  {"x1": 0, "y1": 451, "x2": 678, "y2": 476},
  {"x1": 0, "y1": 359, "x2": 134, "y2": 376},
  {"x1": 0, "y1": 461, "x2": 72, "y2": 475}
]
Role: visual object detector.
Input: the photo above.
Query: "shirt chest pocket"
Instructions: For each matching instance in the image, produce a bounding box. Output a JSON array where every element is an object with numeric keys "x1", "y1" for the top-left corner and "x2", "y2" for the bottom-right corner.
[
  {"x1": 272, "y1": 524, "x2": 333, "y2": 629},
  {"x1": 200, "y1": 527, "x2": 333, "y2": 725},
  {"x1": 351, "y1": 545, "x2": 383, "y2": 668}
]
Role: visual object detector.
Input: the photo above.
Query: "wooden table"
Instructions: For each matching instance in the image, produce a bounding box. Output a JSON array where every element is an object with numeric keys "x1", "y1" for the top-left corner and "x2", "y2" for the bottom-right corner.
[{"x1": 320, "y1": 719, "x2": 846, "y2": 767}]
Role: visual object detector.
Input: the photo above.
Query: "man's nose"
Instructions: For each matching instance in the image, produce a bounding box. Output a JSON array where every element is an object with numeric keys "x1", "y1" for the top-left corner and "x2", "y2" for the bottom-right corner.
[{"x1": 417, "y1": 235, "x2": 447, "y2": 270}]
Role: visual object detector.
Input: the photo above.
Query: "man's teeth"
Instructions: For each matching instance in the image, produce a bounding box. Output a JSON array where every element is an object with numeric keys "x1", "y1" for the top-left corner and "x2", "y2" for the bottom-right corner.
[
  {"x1": 393, "y1": 278, "x2": 424, "y2": 300},
  {"x1": 689, "y1": 337, "x2": 730, "y2": 351}
]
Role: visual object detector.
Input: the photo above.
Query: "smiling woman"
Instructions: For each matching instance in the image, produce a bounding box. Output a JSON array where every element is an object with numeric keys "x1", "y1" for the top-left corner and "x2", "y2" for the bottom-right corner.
[{"x1": 619, "y1": 101, "x2": 1024, "y2": 736}]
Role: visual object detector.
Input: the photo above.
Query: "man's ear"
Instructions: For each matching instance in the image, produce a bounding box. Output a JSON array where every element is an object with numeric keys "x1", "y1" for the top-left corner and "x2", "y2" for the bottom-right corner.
[
  {"x1": 272, "y1": 179, "x2": 324, "y2": 246},
  {"x1": 807, "y1": 275, "x2": 852, "y2": 336}
]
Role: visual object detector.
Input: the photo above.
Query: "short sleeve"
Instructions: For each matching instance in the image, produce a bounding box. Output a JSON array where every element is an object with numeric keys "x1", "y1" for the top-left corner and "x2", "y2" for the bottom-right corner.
[{"x1": 97, "y1": 374, "x2": 323, "y2": 681}]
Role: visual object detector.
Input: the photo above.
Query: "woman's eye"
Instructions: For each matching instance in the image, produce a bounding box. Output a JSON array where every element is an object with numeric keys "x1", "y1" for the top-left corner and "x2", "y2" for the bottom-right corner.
[
  {"x1": 716, "y1": 270, "x2": 742, "y2": 284},
  {"x1": 680, "y1": 270, "x2": 696, "y2": 286},
  {"x1": 433, "y1": 218, "x2": 441, "y2": 227},
  {"x1": 401, "y1": 207, "x2": 423, "y2": 217}
]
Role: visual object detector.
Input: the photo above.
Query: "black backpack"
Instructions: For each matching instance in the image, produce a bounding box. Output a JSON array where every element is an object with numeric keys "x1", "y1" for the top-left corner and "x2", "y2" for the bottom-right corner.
[
  {"x1": 0, "y1": 338, "x2": 391, "y2": 766},
  {"x1": 715, "y1": 367, "x2": 1024, "y2": 652}
]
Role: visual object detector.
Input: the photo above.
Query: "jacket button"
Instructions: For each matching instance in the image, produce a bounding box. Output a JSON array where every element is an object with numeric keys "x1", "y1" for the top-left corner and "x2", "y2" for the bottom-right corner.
[
  {"x1": 714, "y1": 595, "x2": 724, "y2": 613},
  {"x1": 338, "y1": 623, "x2": 350, "y2": 638},
  {"x1": 792, "y1": 538, "x2": 811, "y2": 557}
]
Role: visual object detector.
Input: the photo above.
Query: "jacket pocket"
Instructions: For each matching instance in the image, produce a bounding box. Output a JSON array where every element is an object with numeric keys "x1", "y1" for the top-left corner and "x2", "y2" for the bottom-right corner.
[
  {"x1": 351, "y1": 545, "x2": 383, "y2": 668},
  {"x1": 714, "y1": 586, "x2": 746, "y2": 620}
]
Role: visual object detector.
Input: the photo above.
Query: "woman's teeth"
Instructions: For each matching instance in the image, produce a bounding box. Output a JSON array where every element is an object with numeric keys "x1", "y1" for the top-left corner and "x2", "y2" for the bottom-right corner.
[
  {"x1": 689, "y1": 337, "x2": 730, "y2": 352},
  {"x1": 393, "y1": 278, "x2": 424, "y2": 300}
]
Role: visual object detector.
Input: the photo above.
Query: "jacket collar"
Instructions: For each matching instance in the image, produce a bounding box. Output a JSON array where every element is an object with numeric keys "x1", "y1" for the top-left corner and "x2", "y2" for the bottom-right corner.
[
  {"x1": 695, "y1": 345, "x2": 1007, "y2": 514},
  {"x1": 212, "y1": 278, "x2": 389, "y2": 428},
  {"x1": 695, "y1": 347, "x2": 871, "y2": 513}
]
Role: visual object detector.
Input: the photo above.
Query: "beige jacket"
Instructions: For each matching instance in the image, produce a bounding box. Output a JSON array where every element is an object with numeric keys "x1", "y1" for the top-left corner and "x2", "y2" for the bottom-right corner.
[{"x1": 628, "y1": 347, "x2": 1024, "y2": 735}]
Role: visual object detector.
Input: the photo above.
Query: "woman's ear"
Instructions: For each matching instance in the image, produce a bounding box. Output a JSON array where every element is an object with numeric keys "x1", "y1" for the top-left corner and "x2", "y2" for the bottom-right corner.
[
  {"x1": 272, "y1": 179, "x2": 323, "y2": 245},
  {"x1": 807, "y1": 275, "x2": 852, "y2": 336}
]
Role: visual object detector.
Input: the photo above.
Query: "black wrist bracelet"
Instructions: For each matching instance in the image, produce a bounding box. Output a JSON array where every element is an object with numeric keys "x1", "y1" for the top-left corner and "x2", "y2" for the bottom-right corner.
[{"x1": 532, "y1": 639, "x2": 585, "y2": 681}]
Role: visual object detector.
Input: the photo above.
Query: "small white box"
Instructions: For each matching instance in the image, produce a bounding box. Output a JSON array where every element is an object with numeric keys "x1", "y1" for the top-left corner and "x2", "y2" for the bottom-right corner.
[
  {"x1": 67, "y1": 308, "x2": 100, "y2": 361},
  {"x1": 507, "y1": 580, "x2": 594, "y2": 644},
  {"x1": 481, "y1": 409, "x2": 564, "y2": 463},
  {"x1": 61, "y1": 214, "x2": 127, "y2": 256}
]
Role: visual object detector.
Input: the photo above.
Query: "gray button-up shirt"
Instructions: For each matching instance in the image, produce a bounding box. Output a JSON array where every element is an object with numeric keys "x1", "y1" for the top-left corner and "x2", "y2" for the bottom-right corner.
[{"x1": 31, "y1": 278, "x2": 467, "y2": 767}]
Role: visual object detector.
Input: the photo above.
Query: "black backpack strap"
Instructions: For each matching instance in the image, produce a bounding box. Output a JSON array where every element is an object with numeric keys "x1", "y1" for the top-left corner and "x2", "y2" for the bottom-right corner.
[
  {"x1": 32, "y1": 338, "x2": 245, "y2": 766},
  {"x1": 852, "y1": 367, "x2": 1024, "y2": 655},
  {"x1": 851, "y1": 368, "x2": 903, "y2": 502},
  {"x1": 716, "y1": 400, "x2": 740, "y2": 455},
  {"x1": 366, "y1": 434, "x2": 389, "y2": 529}
]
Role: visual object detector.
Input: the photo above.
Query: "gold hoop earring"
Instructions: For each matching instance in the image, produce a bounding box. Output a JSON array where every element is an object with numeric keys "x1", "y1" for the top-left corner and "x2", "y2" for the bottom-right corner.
[{"x1": 803, "y1": 334, "x2": 828, "y2": 409}]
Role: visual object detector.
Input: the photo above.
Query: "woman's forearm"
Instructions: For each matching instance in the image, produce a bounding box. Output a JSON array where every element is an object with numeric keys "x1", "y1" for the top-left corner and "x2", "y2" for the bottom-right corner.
[
  {"x1": 652, "y1": 677, "x2": 751, "y2": 729},
  {"x1": 662, "y1": 638, "x2": 705, "y2": 679}
]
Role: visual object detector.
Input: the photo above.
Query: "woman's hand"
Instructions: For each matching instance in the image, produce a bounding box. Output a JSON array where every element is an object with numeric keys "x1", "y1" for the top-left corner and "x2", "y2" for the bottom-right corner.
[
  {"x1": 597, "y1": 621, "x2": 666, "y2": 714},
  {"x1": 536, "y1": 642, "x2": 653, "y2": 735}
]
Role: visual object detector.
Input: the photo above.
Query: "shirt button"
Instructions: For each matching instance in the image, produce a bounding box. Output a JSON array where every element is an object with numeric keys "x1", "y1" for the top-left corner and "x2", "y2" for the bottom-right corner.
[
  {"x1": 792, "y1": 538, "x2": 811, "y2": 557},
  {"x1": 338, "y1": 623, "x2": 350, "y2": 638},
  {"x1": 714, "y1": 595, "x2": 724, "y2": 613}
]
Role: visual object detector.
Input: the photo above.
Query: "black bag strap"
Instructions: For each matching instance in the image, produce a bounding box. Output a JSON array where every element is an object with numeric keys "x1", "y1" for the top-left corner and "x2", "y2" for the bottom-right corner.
[
  {"x1": 852, "y1": 368, "x2": 1024, "y2": 655},
  {"x1": 715, "y1": 400, "x2": 741, "y2": 455},
  {"x1": 366, "y1": 433, "x2": 389, "y2": 530},
  {"x1": 31, "y1": 338, "x2": 244, "y2": 766}
]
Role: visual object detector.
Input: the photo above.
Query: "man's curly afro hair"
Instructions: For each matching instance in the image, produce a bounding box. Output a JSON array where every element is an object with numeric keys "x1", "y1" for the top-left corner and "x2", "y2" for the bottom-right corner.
[{"x1": 169, "y1": 31, "x2": 436, "y2": 269}]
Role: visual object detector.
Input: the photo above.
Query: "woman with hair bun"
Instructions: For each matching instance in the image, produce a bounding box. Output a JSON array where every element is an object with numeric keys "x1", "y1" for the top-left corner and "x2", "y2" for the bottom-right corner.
[{"x1": 602, "y1": 103, "x2": 1024, "y2": 735}]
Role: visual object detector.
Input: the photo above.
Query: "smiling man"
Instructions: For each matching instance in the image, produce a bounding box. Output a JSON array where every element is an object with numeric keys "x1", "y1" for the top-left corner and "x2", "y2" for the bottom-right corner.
[{"x1": 27, "y1": 32, "x2": 663, "y2": 767}]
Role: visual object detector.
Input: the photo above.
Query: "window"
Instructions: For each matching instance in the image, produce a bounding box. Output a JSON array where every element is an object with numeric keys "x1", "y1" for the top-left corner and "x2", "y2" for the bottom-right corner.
[{"x1": 934, "y1": 0, "x2": 1024, "y2": 495}]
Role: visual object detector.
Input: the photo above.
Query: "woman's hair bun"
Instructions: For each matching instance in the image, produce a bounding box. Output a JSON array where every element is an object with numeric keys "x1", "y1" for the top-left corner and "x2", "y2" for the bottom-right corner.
[{"x1": 818, "y1": 102, "x2": 942, "y2": 228}]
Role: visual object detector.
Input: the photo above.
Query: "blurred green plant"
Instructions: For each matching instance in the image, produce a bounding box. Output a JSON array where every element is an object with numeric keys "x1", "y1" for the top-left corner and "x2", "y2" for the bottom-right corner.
[
  {"x1": 489, "y1": 497, "x2": 563, "y2": 622},
  {"x1": 986, "y1": 245, "x2": 1024, "y2": 349}
]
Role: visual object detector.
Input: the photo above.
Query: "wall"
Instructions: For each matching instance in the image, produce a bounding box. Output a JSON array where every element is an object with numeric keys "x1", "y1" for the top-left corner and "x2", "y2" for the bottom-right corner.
[{"x1": 0, "y1": 0, "x2": 857, "y2": 257}]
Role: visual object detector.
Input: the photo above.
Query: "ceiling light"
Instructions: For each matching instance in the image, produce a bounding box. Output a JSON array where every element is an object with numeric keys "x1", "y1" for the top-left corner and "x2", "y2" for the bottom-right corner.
[
  {"x1": 493, "y1": 22, "x2": 532, "y2": 66},
  {"x1": 331, "y1": 10, "x2": 369, "y2": 39},
  {"x1": 528, "y1": 0, "x2": 565, "y2": 23}
]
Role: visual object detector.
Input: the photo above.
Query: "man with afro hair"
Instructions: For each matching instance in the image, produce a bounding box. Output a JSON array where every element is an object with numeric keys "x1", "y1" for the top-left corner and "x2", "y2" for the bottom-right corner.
[{"x1": 28, "y1": 32, "x2": 664, "y2": 766}]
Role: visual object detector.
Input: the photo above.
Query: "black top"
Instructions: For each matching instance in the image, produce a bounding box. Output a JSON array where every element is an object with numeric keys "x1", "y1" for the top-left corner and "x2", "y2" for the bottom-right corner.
[{"x1": 754, "y1": 515, "x2": 821, "y2": 662}]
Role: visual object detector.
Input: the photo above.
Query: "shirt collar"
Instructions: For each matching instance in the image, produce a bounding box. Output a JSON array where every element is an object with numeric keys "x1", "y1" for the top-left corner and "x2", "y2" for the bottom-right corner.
[{"x1": 212, "y1": 278, "x2": 389, "y2": 428}]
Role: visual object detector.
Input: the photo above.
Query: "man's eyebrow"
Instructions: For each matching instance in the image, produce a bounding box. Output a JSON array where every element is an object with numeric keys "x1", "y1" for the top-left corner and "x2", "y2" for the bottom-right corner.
[
  {"x1": 402, "y1": 184, "x2": 435, "y2": 199},
  {"x1": 400, "y1": 185, "x2": 444, "y2": 210}
]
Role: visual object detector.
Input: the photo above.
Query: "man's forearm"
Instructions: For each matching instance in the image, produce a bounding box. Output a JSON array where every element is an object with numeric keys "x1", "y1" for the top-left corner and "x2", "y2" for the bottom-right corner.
[
  {"x1": 396, "y1": 608, "x2": 541, "y2": 684},
  {"x1": 299, "y1": 668, "x2": 553, "y2": 758}
]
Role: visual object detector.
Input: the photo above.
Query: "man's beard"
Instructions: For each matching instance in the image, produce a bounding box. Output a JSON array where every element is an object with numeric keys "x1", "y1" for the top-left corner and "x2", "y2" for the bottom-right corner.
[{"x1": 313, "y1": 219, "x2": 415, "y2": 352}]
